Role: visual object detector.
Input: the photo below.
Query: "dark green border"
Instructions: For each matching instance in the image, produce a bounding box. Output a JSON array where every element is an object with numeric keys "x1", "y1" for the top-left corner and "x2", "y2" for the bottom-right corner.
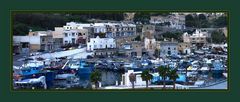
[
  {"x1": 10, "y1": 10, "x2": 230, "y2": 92},
  {"x1": 1, "y1": 1, "x2": 239, "y2": 102}
]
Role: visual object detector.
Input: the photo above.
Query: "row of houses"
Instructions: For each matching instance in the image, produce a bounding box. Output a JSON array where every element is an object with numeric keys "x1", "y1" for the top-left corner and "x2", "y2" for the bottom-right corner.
[
  {"x1": 149, "y1": 13, "x2": 186, "y2": 30},
  {"x1": 13, "y1": 21, "x2": 224, "y2": 58},
  {"x1": 85, "y1": 23, "x2": 182, "y2": 58},
  {"x1": 13, "y1": 22, "x2": 136, "y2": 53}
]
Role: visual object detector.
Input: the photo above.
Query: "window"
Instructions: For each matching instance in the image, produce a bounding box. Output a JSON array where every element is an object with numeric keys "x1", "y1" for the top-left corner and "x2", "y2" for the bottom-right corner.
[
  {"x1": 72, "y1": 38, "x2": 75, "y2": 44},
  {"x1": 42, "y1": 38, "x2": 45, "y2": 42},
  {"x1": 72, "y1": 33, "x2": 75, "y2": 36},
  {"x1": 174, "y1": 48, "x2": 176, "y2": 50},
  {"x1": 100, "y1": 45, "x2": 102, "y2": 48},
  {"x1": 168, "y1": 47, "x2": 170, "y2": 50},
  {"x1": 65, "y1": 33, "x2": 68, "y2": 37},
  {"x1": 78, "y1": 33, "x2": 82, "y2": 36}
]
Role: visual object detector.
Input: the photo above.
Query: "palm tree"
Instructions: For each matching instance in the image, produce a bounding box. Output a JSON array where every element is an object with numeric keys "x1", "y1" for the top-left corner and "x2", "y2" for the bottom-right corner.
[
  {"x1": 169, "y1": 69, "x2": 179, "y2": 89},
  {"x1": 157, "y1": 66, "x2": 170, "y2": 89},
  {"x1": 184, "y1": 61, "x2": 190, "y2": 85},
  {"x1": 141, "y1": 70, "x2": 153, "y2": 88},
  {"x1": 129, "y1": 73, "x2": 136, "y2": 89},
  {"x1": 90, "y1": 70, "x2": 102, "y2": 89}
]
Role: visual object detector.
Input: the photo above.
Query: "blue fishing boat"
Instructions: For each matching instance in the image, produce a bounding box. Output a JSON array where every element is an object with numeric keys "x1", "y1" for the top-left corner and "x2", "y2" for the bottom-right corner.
[
  {"x1": 212, "y1": 60, "x2": 224, "y2": 78},
  {"x1": 66, "y1": 59, "x2": 94, "y2": 83},
  {"x1": 76, "y1": 59, "x2": 94, "y2": 78},
  {"x1": 151, "y1": 73, "x2": 186, "y2": 84},
  {"x1": 19, "y1": 61, "x2": 45, "y2": 78},
  {"x1": 14, "y1": 76, "x2": 47, "y2": 89}
]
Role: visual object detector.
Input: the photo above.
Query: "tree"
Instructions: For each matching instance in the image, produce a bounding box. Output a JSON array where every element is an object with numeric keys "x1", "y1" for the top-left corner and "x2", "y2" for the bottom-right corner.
[
  {"x1": 198, "y1": 14, "x2": 207, "y2": 21},
  {"x1": 95, "y1": 33, "x2": 106, "y2": 38},
  {"x1": 129, "y1": 73, "x2": 136, "y2": 89},
  {"x1": 154, "y1": 49, "x2": 160, "y2": 58},
  {"x1": 169, "y1": 69, "x2": 179, "y2": 89},
  {"x1": 185, "y1": 14, "x2": 210, "y2": 28},
  {"x1": 185, "y1": 14, "x2": 196, "y2": 27},
  {"x1": 13, "y1": 23, "x2": 29, "y2": 35},
  {"x1": 90, "y1": 70, "x2": 102, "y2": 89},
  {"x1": 134, "y1": 35, "x2": 141, "y2": 41},
  {"x1": 198, "y1": 14, "x2": 209, "y2": 28},
  {"x1": 157, "y1": 66, "x2": 170, "y2": 89},
  {"x1": 13, "y1": 13, "x2": 124, "y2": 35},
  {"x1": 211, "y1": 30, "x2": 226, "y2": 44},
  {"x1": 141, "y1": 70, "x2": 153, "y2": 88},
  {"x1": 213, "y1": 16, "x2": 227, "y2": 28},
  {"x1": 162, "y1": 32, "x2": 183, "y2": 42},
  {"x1": 133, "y1": 12, "x2": 150, "y2": 24},
  {"x1": 184, "y1": 62, "x2": 190, "y2": 85}
]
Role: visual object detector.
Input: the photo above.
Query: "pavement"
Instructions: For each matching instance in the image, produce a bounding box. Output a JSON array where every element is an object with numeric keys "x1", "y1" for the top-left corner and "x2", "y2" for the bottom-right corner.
[
  {"x1": 100, "y1": 81, "x2": 228, "y2": 89},
  {"x1": 193, "y1": 81, "x2": 227, "y2": 89}
]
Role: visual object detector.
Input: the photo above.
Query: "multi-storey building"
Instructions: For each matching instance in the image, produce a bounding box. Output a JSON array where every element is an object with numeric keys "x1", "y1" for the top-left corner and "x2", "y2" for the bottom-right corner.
[
  {"x1": 63, "y1": 29, "x2": 88, "y2": 45},
  {"x1": 183, "y1": 29, "x2": 209, "y2": 48},
  {"x1": 149, "y1": 14, "x2": 186, "y2": 30},
  {"x1": 159, "y1": 41, "x2": 178, "y2": 57},
  {"x1": 13, "y1": 30, "x2": 54, "y2": 52},
  {"x1": 87, "y1": 36, "x2": 116, "y2": 51},
  {"x1": 63, "y1": 22, "x2": 136, "y2": 38}
]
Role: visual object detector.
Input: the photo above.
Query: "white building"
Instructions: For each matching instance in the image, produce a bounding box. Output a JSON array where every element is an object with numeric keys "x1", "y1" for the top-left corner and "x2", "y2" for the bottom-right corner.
[
  {"x1": 63, "y1": 22, "x2": 136, "y2": 38},
  {"x1": 63, "y1": 29, "x2": 88, "y2": 44},
  {"x1": 121, "y1": 70, "x2": 148, "y2": 86},
  {"x1": 144, "y1": 38, "x2": 156, "y2": 51},
  {"x1": 160, "y1": 41, "x2": 178, "y2": 57},
  {"x1": 93, "y1": 23, "x2": 107, "y2": 33},
  {"x1": 87, "y1": 36, "x2": 116, "y2": 51}
]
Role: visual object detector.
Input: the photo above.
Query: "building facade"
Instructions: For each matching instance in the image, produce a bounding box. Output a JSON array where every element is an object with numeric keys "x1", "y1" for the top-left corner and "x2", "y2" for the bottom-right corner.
[
  {"x1": 13, "y1": 31, "x2": 54, "y2": 52},
  {"x1": 149, "y1": 14, "x2": 186, "y2": 30},
  {"x1": 87, "y1": 36, "x2": 116, "y2": 51},
  {"x1": 63, "y1": 29, "x2": 88, "y2": 45},
  {"x1": 183, "y1": 29, "x2": 209, "y2": 48},
  {"x1": 178, "y1": 42, "x2": 191, "y2": 55},
  {"x1": 160, "y1": 41, "x2": 178, "y2": 57},
  {"x1": 144, "y1": 38, "x2": 156, "y2": 51},
  {"x1": 63, "y1": 22, "x2": 136, "y2": 39}
]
